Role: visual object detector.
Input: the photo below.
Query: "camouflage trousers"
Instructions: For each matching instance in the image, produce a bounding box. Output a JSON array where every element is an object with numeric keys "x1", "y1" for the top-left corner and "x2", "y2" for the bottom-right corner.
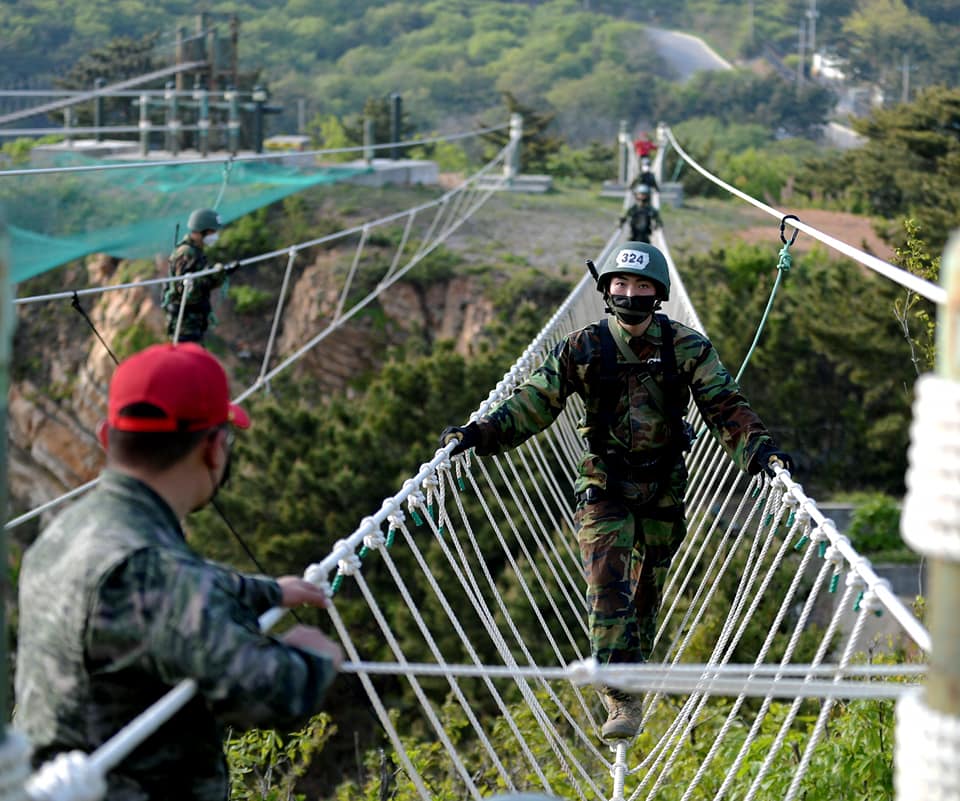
[
  {"x1": 575, "y1": 491, "x2": 685, "y2": 665},
  {"x1": 165, "y1": 304, "x2": 211, "y2": 344}
]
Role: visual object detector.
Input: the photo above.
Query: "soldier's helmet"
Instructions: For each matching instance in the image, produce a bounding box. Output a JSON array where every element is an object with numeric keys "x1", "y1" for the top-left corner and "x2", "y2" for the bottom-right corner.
[
  {"x1": 597, "y1": 241, "x2": 670, "y2": 301},
  {"x1": 635, "y1": 184, "x2": 651, "y2": 197},
  {"x1": 640, "y1": 156, "x2": 651, "y2": 170},
  {"x1": 187, "y1": 208, "x2": 224, "y2": 233}
]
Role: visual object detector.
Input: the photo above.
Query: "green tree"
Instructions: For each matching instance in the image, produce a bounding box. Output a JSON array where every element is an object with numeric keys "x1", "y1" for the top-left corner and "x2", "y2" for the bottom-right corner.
[{"x1": 481, "y1": 92, "x2": 564, "y2": 173}]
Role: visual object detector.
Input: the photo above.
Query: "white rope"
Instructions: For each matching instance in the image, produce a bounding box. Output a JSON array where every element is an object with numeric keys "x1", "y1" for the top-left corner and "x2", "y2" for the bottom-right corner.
[
  {"x1": 896, "y1": 690, "x2": 960, "y2": 800},
  {"x1": 662, "y1": 126, "x2": 945, "y2": 305},
  {"x1": 902, "y1": 374, "x2": 960, "y2": 560}
]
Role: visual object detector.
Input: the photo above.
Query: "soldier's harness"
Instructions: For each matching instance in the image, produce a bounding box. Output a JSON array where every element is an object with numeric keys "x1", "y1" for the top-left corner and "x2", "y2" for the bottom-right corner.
[{"x1": 583, "y1": 314, "x2": 694, "y2": 515}]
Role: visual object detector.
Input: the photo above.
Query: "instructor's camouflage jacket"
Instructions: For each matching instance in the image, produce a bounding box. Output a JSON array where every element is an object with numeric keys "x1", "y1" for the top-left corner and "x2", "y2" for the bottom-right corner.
[
  {"x1": 15, "y1": 470, "x2": 336, "y2": 801},
  {"x1": 473, "y1": 315, "x2": 773, "y2": 494}
]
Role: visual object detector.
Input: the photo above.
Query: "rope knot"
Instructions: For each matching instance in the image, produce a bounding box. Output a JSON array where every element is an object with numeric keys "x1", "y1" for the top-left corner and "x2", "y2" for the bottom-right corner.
[
  {"x1": 363, "y1": 526, "x2": 387, "y2": 551},
  {"x1": 566, "y1": 657, "x2": 599, "y2": 686},
  {"x1": 811, "y1": 520, "x2": 834, "y2": 543},
  {"x1": 337, "y1": 553, "x2": 362, "y2": 577},
  {"x1": 777, "y1": 245, "x2": 793, "y2": 272}
]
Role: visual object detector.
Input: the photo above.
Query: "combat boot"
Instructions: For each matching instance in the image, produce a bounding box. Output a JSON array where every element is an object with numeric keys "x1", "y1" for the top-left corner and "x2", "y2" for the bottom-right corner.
[{"x1": 601, "y1": 688, "x2": 643, "y2": 740}]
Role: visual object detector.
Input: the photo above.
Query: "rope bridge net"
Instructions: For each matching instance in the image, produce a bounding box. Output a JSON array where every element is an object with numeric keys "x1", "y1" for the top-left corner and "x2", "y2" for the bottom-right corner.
[{"x1": 309, "y1": 231, "x2": 926, "y2": 800}]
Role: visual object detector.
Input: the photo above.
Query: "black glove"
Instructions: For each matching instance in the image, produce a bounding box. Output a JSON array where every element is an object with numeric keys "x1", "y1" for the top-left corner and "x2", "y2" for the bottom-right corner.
[
  {"x1": 749, "y1": 441, "x2": 794, "y2": 477},
  {"x1": 440, "y1": 423, "x2": 480, "y2": 456},
  {"x1": 224, "y1": 261, "x2": 241, "y2": 275}
]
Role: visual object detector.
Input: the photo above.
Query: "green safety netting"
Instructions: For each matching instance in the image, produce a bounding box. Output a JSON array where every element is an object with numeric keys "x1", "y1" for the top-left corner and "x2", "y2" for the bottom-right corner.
[{"x1": 2, "y1": 152, "x2": 373, "y2": 284}]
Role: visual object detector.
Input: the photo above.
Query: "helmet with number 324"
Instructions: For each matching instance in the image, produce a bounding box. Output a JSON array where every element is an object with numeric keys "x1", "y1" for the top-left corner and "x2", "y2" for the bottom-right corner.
[{"x1": 596, "y1": 241, "x2": 670, "y2": 300}]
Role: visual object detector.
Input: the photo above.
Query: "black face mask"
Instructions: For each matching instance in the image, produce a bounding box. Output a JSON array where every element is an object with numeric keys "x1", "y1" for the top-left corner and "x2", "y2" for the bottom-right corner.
[{"x1": 607, "y1": 294, "x2": 658, "y2": 325}]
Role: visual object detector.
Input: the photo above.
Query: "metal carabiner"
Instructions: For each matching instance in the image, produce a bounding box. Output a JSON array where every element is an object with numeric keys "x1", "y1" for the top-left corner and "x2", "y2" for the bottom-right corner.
[{"x1": 779, "y1": 214, "x2": 800, "y2": 246}]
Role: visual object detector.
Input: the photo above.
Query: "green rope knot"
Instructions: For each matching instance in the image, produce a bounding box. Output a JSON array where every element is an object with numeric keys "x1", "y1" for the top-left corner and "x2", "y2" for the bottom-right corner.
[
  {"x1": 853, "y1": 589, "x2": 864, "y2": 612},
  {"x1": 777, "y1": 244, "x2": 793, "y2": 273},
  {"x1": 331, "y1": 574, "x2": 344, "y2": 595},
  {"x1": 829, "y1": 572, "x2": 840, "y2": 593},
  {"x1": 793, "y1": 533, "x2": 809, "y2": 551}
]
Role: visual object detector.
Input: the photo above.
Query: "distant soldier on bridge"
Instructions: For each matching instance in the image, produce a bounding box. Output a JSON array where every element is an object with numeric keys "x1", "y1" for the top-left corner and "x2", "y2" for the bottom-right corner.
[
  {"x1": 162, "y1": 208, "x2": 238, "y2": 343},
  {"x1": 632, "y1": 132, "x2": 657, "y2": 161},
  {"x1": 620, "y1": 185, "x2": 661, "y2": 244}
]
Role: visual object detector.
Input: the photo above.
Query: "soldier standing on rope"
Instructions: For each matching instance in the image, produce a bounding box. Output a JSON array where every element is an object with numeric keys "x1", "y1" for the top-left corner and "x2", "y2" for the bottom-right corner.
[
  {"x1": 15, "y1": 343, "x2": 343, "y2": 799},
  {"x1": 440, "y1": 242, "x2": 792, "y2": 741},
  {"x1": 162, "y1": 208, "x2": 238, "y2": 343},
  {"x1": 620, "y1": 185, "x2": 661, "y2": 244}
]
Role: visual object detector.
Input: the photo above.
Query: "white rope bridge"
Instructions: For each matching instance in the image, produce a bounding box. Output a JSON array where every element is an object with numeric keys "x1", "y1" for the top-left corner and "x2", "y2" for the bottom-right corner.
[{"x1": 6, "y1": 124, "x2": 955, "y2": 801}]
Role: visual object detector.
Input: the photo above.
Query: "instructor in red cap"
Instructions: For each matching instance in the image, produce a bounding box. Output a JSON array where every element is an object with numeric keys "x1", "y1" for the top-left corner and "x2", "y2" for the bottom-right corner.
[{"x1": 15, "y1": 343, "x2": 342, "y2": 801}]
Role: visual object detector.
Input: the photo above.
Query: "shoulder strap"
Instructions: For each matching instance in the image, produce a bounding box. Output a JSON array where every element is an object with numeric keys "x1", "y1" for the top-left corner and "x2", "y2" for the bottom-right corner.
[{"x1": 656, "y1": 314, "x2": 693, "y2": 459}]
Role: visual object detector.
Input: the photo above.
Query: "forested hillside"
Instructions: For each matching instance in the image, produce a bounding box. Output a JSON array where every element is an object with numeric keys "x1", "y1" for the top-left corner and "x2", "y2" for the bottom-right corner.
[{"x1": 3, "y1": 0, "x2": 960, "y2": 144}]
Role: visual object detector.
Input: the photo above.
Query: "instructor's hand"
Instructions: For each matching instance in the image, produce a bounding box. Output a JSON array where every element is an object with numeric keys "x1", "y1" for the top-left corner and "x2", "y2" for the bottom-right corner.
[
  {"x1": 439, "y1": 423, "x2": 480, "y2": 456},
  {"x1": 277, "y1": 576, "x2": 330, "y2": 609}
]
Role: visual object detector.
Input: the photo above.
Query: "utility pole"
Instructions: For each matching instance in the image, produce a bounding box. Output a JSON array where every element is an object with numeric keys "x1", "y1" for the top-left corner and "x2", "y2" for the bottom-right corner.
[
  {"x1": 797, "y1": 19, "x2": 806, "y2": 87},
  {"x1": 901, "y1": 53, "x2": 911, "y2": 104},
  {"x1": 806, "y1": 0, "x2": 819, "y2": 62}
]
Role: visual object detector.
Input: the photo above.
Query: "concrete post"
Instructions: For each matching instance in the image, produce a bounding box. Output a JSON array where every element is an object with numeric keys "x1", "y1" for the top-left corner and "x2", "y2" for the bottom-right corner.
[
  {"x1": 139, "y1": 93, "x2": 150, "y2": 156},
  {"x1": 363, "y1": 117, "x2": 375, "y2": 164},
  {"x1": 93, "y1": 77, "x2": 105, "y2": 143},
  {"x1": 175, "y1": 27, "x2": 185, "y2": 91},
  {"x1": 225, "y1": 88, "x2": 239, "y2": 155},
  {"x1": 389, "y1": 93, "x2": 402, "y2": 160},
  {"x1": 164, "y1": 81, "x2": 180, "y2": 155},
  {"x1": 195, "y1": 87, "x2": 209, "y2": 157},
  {"x1": 617, "y1": 119, "x2": 628, "y2": 185},
  {"x1": 63, "y1": 106, "x2": 74, "y2": 147},
  {"x1": 505, "y1": 112, "x2": 523, "y2": 182},
  {"x1": 252, "y1": 85, "x2": 268, "y2": 154}
]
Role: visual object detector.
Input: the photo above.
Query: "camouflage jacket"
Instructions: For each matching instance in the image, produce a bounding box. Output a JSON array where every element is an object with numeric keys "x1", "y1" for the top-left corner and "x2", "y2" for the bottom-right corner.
[
  {"x1": 474, "y1": 316, "x2": 773, "y2": 493},
  {"x1": 622, "y1": 204, "x2": 661, "y2": 238},
  {"x1": 162, "y1": 237, "x2": 225, "y2": 313},
  {"x1": 15, "y1": 470, "x2": 336, "y2": 801}
]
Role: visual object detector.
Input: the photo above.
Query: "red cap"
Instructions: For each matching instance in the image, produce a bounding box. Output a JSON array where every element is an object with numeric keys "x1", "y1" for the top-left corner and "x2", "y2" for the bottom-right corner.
[{"x1": 108, "y1": 343, "x2": 250, "y2": 433}]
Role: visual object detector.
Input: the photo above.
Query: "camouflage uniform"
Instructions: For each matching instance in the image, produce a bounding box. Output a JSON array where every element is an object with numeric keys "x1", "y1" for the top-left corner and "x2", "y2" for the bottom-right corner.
[
  {"x1": 630, "y1": 171, "x2": 659, "y2": 194},
  {"x1": 161, "y1": 237, "x2": 226, "y2": 343},
  {"x1": 622, "y1": 203, "x2": 661, "y2": 244},
  {"x1": 15, "y1": 470, "x2": 336, "y2": 801},
  {"x1": 471, "y1": 316, "x2": 773, "y2": 666}
]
